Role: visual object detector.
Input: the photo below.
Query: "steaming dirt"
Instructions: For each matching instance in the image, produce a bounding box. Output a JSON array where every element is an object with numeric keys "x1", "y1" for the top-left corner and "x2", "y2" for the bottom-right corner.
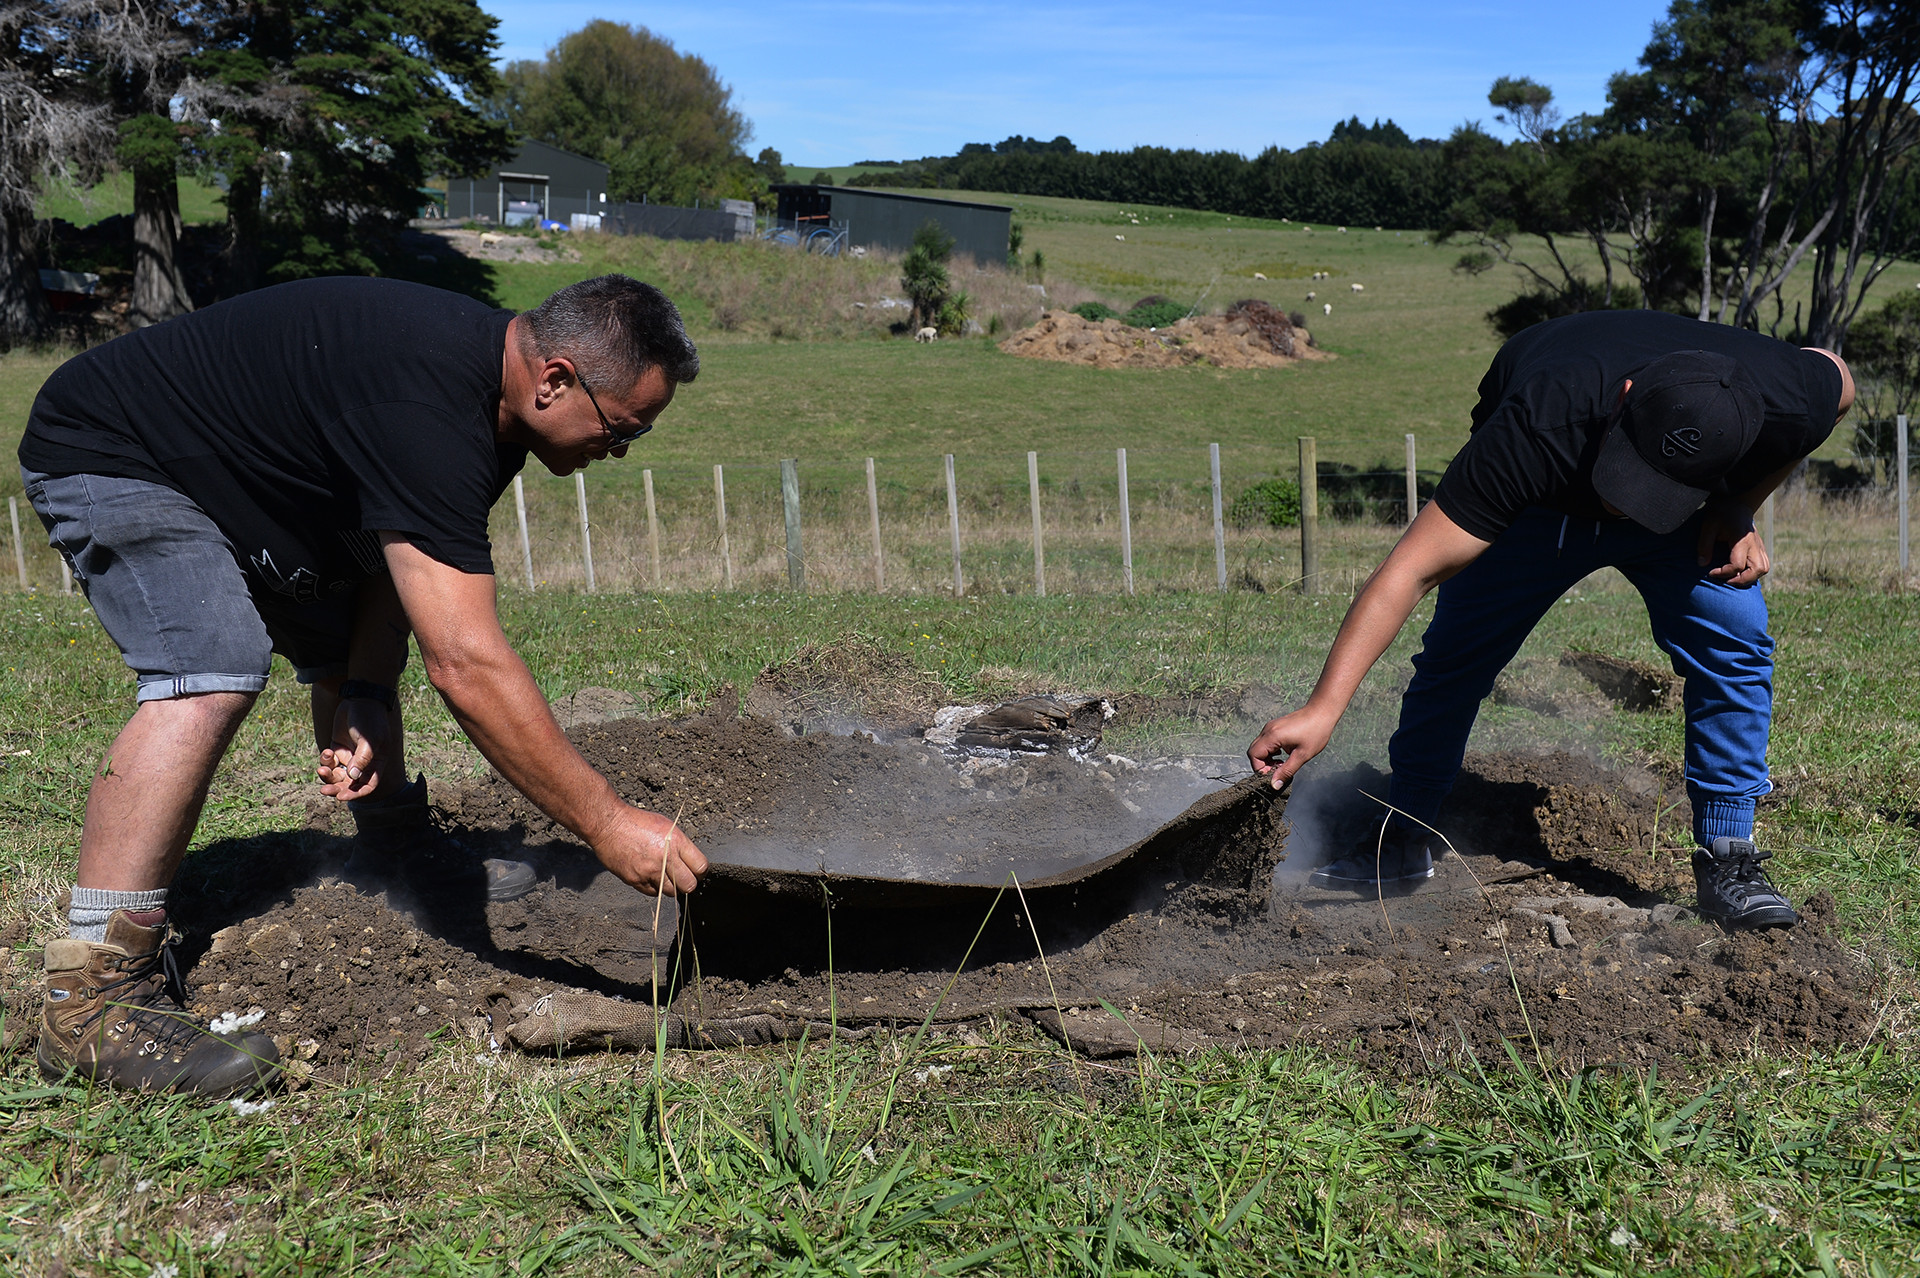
[{"x1": 166, "y1": 708, "x2": 1876, "y2": 1079}]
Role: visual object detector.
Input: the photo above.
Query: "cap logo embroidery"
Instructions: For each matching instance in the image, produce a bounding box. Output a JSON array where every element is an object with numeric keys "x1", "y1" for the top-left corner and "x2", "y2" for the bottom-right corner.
[{"x1": 1661, "y1": 427, "x2": 1702, "y2": 457}]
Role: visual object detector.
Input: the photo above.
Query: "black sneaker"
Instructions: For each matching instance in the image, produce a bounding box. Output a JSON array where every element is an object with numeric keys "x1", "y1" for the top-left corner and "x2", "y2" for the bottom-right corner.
[
  {"x1": 345, "y1": 774, "x2": 537, "y2": 903},
  {"x1": 1308, "y1": 819, "x2": 1436, "y2": 890},
  {"x1": 1692, "y1": 837, "x2": 1798, "y2": 929}
]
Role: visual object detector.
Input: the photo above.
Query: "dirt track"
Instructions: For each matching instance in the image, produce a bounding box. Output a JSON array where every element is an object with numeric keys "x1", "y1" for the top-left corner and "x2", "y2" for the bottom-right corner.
[{"x1": 166, "y1": 708, "x2": 1875, "y2": 1080}]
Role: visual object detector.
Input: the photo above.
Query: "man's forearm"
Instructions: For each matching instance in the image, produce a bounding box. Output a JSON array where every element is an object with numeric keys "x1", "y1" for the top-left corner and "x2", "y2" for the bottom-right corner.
[
  {"x1": 1733, "y1": 461, "x2": 1800, "y2": 518},
  {"x1": 1303, "y1": 567, "x2": 1429, "y2": 718},
  {"x1": 426, "y1": 641, "x2": 625, "y2": 846},
  {"x1": 347, "y1": 573, "x2": 411, "y2": 688}
]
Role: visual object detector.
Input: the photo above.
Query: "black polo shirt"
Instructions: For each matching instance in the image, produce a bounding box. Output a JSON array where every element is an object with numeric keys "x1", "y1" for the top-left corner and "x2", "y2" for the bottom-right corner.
[{"x1": 1432, "y1": 311, "x2": 1843, "y2": 542}]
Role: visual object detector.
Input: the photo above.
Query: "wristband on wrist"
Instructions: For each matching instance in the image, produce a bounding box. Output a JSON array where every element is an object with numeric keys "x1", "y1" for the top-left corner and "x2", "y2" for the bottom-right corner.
[{"x1": 338, "y1": 679, "x2": 397, "y2": 710}]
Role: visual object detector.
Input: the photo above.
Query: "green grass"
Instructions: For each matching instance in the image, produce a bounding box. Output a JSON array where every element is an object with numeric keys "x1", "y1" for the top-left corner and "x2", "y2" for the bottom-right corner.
[
  {"x1": 35, "y1": 171, "x2": 229, "y2": 227},
  {"x1": 3, "y1": 185, "x2": 1919, "y2": 1274},
  {"x1": 4, "y1": 583, "x2": 1919, "y2": 1273}
]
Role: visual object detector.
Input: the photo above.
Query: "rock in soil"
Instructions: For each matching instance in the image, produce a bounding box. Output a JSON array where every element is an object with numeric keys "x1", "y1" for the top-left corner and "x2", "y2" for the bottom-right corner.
[{"x1": 166, "y1": 710, "x2": 1875, "y2": 1077}]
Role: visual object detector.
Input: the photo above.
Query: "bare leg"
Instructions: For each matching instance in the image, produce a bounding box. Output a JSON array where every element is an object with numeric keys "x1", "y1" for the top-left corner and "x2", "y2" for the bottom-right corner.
[{"x1": 74, "y1": 692, "x2": 257, "y2": 892}]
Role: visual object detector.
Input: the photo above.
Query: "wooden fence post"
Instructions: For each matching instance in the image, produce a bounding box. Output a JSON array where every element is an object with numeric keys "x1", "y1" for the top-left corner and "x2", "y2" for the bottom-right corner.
[
  {"x1": 781, "y1": 457, "x2": 804, "y2": 592},
  {"x1": 1898, "y1": 413, "x2": 1910, "y2": 583},
  {"x1": 1029, "y1": 451, "x2": 1046, "y2": 597},
  {"x1": 11, "y1": 496, "x2": 28, "y2": 590},
  {"x1": 643, "y1": 468, "x2": 661, "y2": 590},
  {"x1": 1116, "y1": 447, "x2": 1134, "y2": 595},
  {"x1": 1209, "y1": 443, "x2": 1226, "y2": 592},
  {"x1": 1298, "y1": 436, "x2": 1319, "y2": 593},
  {"x1": 574, "y1": 472, "x2": 595, "y2": 592},
  {"x1": 866, "y1": 456, "x2": 885, "y2": 591},
  {"x1": 944, "y1": 454, "x2": 963, "y2": 596},
  {"x1": 513, "y1": 475, "x2": 534, "y2": 590},
  {"x1": 713, "y1": 464, "x2": 733, "y2": 590},
  {"x1": 1404, "y1": 432, "x2": 1418, "y2": 524}
]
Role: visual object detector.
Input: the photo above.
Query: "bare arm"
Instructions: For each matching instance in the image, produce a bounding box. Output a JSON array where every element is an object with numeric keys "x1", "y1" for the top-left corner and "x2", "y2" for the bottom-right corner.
[
  {"x1": 1248, "y1": 502, "x2": 1492, "y2": 786},
  {"x1": 380, "y1": 534, "x2": 706, "y2": 894},
  {"x1": 1695, "y1": 459, "x2": 1800, "y2": 587},
  {"x1": 316, "y1": 572, "x2": 412, "y2": 801}
]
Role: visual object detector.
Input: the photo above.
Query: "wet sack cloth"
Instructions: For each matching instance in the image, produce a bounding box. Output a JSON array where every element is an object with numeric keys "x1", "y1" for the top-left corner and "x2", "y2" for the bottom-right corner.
[{"x1": 487, "y1": 989, "x2": 860, "y2": 1054}]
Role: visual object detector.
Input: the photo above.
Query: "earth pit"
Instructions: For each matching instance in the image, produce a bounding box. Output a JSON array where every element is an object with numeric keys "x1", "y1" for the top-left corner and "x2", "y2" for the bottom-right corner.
[{"x1": 154, "y1": 698, "x2": 1876, "y2": 1081}]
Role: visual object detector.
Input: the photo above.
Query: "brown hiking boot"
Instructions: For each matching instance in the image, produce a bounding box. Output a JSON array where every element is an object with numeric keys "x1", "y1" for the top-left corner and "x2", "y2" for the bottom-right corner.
[{"x1": 38, "y1": 911, "x2": 280, "y2": 1098}]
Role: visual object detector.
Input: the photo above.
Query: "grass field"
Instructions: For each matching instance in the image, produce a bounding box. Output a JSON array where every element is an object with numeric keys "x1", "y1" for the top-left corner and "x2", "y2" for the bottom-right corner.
[
  {"x1": 34, "y1": 172, "x2": 230, "y2": 228},
  {"x1": 3, "y1": 187, "x2": 1919, "y2": 1274}
]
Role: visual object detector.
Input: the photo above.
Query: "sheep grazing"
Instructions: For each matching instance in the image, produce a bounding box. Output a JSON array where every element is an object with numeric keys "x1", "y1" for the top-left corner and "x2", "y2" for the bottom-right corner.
[
  {"x1": 1323, "y1": 303, "x2": 1333, "y2": 316},
  {"x1": 1350, "y1": 282, "x2": 1365, "y2": 292},
  {"x1": 1306, "y1": 291, "x2": 1316, "y2": 301},
  {"x1": 1253, "y1": 272, "x2": 1268, "y2": 280},
  {"x1": 914, "y1": 327, "x2": 938, "y2": 343},
  {"x1": 1115, "y1": 234, "x2": 1125, "y2": 241}
]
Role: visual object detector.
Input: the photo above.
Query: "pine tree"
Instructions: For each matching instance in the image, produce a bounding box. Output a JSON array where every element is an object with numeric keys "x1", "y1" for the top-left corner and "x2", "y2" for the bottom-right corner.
[{"x1": 197, "y1": 0, "x2": 509, "y2": 288}]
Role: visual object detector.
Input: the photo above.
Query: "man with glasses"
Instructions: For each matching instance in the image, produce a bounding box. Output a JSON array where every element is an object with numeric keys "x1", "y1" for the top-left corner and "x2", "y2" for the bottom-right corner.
[{"x1": 20, "y1": 273, "x2": 707, "y2": 1096}]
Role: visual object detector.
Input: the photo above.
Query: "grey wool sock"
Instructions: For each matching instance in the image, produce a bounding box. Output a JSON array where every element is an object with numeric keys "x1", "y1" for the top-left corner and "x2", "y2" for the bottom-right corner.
[{"x1": 68, "y1": 886, "x2": 169, "y2": 943}]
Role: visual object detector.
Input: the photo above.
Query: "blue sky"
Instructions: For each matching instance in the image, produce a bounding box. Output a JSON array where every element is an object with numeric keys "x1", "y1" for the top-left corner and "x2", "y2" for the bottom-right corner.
[{"x1": 482, "y1": 1, "x2": 1678, "y2": 167}]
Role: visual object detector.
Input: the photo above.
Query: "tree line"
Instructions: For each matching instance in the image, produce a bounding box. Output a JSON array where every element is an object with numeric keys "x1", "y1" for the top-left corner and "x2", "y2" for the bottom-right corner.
[
  {"x1": 848, "y1": 133, "x2": 1459, "y2": 232},
  {"x1": 852, "y1": 1, "x2": 1920, "y2": 354}
]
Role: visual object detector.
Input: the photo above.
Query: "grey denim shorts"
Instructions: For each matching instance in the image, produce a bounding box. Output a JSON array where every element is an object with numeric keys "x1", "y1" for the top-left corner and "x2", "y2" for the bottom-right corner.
[{"x1": 21, "y1": 468, "x2": 351, "y2": 702}]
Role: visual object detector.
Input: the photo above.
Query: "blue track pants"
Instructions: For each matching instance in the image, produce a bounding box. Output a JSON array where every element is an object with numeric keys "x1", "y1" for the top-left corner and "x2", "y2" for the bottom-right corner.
[{"x1": 1385, "y1": 505, "x2": 1773, "y2": 848}]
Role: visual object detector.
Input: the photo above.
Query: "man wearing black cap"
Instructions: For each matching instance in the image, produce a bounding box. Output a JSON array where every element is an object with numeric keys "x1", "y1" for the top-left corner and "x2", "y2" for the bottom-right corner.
[{"x1": 1247, "y1": 310, "x2": 1853, "y2": 928}]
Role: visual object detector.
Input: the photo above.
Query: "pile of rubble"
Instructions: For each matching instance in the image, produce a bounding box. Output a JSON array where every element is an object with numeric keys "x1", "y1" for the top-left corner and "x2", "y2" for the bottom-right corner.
[{"x1": 999, "y1": 309, "x2": 1330, "y2": 371}]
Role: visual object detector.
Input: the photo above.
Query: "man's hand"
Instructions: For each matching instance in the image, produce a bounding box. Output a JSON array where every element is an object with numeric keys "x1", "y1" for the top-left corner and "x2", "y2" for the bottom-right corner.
[
  {"x1": 1240, "y1": 503, "x2": 1492, "y2": 792},
  {"x1": 592, "y1": 807, "x2": 709, "y2": 895},
  {"x1": 317, "y1": 697, "x2": 399, "y2": 802},
  {"x1": 1248, "y1": 706, "x2": 1338, "y2": 789},
  {"x1": 1697, "y1": 503, "x2": 1769, "y2": 587}
]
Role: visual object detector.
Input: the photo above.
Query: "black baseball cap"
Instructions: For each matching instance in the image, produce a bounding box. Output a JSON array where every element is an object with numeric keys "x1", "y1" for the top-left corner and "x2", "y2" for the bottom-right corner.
[{"x1": 1591, "y1": 350, "x2": 1764, "y2": 534}]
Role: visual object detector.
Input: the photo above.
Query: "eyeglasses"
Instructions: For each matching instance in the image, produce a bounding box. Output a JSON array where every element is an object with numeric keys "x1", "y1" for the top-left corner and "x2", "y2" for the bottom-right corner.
[{"x1": 573, "y1": 364, "x2": 652, "y2": 447}]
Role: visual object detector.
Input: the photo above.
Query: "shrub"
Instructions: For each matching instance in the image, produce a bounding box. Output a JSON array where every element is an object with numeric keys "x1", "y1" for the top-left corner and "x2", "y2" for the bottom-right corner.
[
  {"x1": 1228, "y1": 477, "x2": 1301, "y2": 528},
  {"x1": 934, "y1": 290, "x2": 972, "y2": 337},
  {"x1": 1124, "y1": 300, "x2": 1188, "y2": 328},
  {"x1": 1071, "y1": 301, "x2": 1118, "y2": 322},
  {"x1": 1315, "y1": 460, "x2": 1435, "y2": 523},
  {"x1": 1486, "y1": 280, "x2": 1639, "y2": 340},
  {"x1": 901, "y1": 220, "x2": 957, "y2": 330}
]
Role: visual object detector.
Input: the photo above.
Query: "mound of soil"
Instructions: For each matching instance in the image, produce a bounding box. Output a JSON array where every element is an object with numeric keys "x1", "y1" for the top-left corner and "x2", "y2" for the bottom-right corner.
[
  {"x1": 743, "y1": 635, "x2": 949, "y2": 737},
  {"x1": 150, "y1": 698, "x2": 1878, "y2": 1081},
  {"x1": 1000, "y1": 310, "x2": 1332, "y2": 371}
]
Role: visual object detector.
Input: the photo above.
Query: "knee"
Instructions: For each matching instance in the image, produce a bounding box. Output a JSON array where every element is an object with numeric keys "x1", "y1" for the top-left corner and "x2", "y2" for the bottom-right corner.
[{"x1": 140, "y1": 690, "x2": 257, "y2": 738}]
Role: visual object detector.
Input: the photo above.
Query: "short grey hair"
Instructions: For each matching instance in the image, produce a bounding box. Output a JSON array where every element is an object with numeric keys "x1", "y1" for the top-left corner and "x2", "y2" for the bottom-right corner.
[{"x1": 519, "y1": 274, "x2": 700, "y2": 390}]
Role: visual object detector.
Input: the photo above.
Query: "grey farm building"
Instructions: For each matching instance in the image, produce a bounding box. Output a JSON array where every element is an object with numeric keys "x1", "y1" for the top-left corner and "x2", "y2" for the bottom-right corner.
[
  {"x1": 773, "y1": 186, "x2": 1013, "y2": 265},
  {"x1": 443, "y1": 140, "x2": 610, "y2": 227}
]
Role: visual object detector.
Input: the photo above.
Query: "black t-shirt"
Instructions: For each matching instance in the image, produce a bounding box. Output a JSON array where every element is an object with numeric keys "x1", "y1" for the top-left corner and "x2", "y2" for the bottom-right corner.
[
  {"x1": 21, "y1": 277, "x2": 526, "y2": 603},
  {"x1": 1432, "y1": 311, "x2": 1843, "y2": 542}
]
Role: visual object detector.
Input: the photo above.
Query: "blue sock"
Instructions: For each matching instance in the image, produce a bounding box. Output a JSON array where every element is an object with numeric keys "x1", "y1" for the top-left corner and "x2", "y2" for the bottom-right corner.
[{"x1": 1692, "y1": 797, "x2": 1754, "y2": 849}]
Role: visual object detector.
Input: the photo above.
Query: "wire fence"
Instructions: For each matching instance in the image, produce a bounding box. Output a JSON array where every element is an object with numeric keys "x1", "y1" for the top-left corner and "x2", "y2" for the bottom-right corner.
[
  {"x1": 5, "y1": 425, "x2": 1915, "y2": 602},
  {"x1": 482, "y1": 429, "x2": 1919, "y2": 599}
]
